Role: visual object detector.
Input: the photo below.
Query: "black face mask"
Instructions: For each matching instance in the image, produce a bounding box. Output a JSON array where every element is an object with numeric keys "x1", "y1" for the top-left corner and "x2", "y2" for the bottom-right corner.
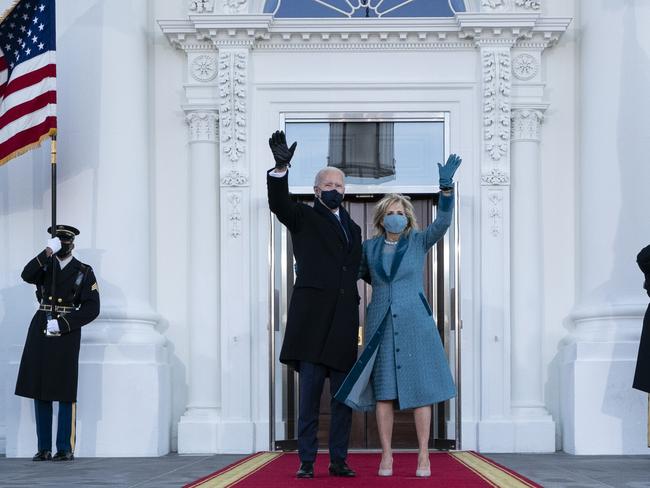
[
  {"x1": 320, "y1": 189, "x2": 344, "y2": 209},
  {"x1": 57, "y1": 242, "x2": 73, "y2": 257}
]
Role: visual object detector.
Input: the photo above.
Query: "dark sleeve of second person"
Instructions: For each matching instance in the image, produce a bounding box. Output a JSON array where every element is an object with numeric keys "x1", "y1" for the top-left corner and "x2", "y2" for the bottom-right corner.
[
  {"x1": 638, "y1": 244, "x2": 650, "y2": 296},
  {"x1": 267, "y1": 169, "x2": 303, "y2": 233}
]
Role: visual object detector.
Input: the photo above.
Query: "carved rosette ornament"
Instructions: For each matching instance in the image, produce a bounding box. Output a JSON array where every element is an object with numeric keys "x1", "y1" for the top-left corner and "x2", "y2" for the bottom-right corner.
[
  {"x1": 191, "y1": 55, "x2": 217, "y2": 82},
  {"x1": 218, "y1": 51, "x2": 247, "y2": 164},
  {"x1": 483, "y1": 50, "x2": 511, "y2": 161},
  {"x1": 223, "y1": 0, "x2": 247, "y2": 14},
  {"x1": 186, "y1": 112, "x2": 218, "y2": 142},
  {"x1": 511, "y1": 109, "x2": 543, "y2": 142},
  {"x1": 512, "y1": 54, "x2": 538, "y2": 81}
]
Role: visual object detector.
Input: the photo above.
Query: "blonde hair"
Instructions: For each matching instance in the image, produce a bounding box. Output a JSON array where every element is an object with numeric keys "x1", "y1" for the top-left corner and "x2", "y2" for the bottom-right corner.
[{"x1": 372, "y1": 193, "x2": 418, "y2": 237}]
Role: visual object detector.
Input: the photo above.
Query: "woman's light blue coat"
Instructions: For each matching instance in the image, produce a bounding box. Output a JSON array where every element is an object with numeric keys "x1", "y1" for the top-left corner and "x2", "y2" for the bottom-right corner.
[{"x1": 335, "y1": 193, "x2": 457, "y2": 411}]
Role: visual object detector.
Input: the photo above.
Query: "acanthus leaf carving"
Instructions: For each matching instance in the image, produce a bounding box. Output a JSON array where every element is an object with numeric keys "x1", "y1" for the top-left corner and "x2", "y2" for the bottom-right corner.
[
  {"x1": 221, "y1": 170, "x2": 249, "y2": 187},
  {"x1": 218, "y1": 51, "x2": 248, "y2": 164},
  {"x1": 188, "y1": 0, "x2": 215, "y2": 13},
  {"x1": 511, "y1": 109, "x2": 543, "y2": 141},
  {"x1": 515, "y1": 0, "x2": 540, "y2": 9},
  {"x1": 482, "y1": 168, "x2": 510, "y2": 186},
  {"x1": 186, "y1": 111, "x2": 219, "y2": 142},
  {"x1": 483, "y1": 50, "x2": 511, "y2": 161},
  {"x1": 223, "y1": 0, "x2": 247, "y2": 14}
]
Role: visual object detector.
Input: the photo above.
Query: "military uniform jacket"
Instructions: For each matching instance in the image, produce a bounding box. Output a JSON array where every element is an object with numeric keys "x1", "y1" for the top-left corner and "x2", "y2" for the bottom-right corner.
[
  {"x1": 15, "y1": 250, "x2": 100, "y2": 402},
  {"x1": 633, "y1": 244, "x2": 650, "y2": 393},
  {"x1": 267, "y1": 170, "x2": 362, "y2": 372}
]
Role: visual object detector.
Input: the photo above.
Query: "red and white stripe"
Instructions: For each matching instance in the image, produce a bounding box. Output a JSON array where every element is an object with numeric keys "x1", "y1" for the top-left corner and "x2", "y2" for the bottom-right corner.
[{"x1": 0, "y1": 49, "x2": 56, "y2": 165}]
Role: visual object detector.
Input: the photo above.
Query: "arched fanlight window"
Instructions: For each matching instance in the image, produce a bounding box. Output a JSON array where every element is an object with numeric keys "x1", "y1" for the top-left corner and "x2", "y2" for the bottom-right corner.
[{"x1": 264, "y1": 0, "x2": 466, "y2": 18}]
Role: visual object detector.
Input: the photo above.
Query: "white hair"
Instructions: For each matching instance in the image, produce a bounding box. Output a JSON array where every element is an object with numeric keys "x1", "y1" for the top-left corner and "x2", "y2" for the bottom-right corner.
[{"x1": 313, "y1": 167, "x2": 346, "y2": 187}]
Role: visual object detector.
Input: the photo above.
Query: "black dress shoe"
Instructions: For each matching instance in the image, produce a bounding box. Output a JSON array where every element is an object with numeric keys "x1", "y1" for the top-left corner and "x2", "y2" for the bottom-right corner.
[
  {"x1": 296, "y1": 461, "x2": 314, "y2": 478},
  {"x1": 32, "y1": 450, "x2": 52, "y2": 461},
  {"x1": 328, "y1": 461, "x2": 356, "y2": 477},
  {"x1": 52, "y1": 451, "x2": 74, "y2": 462}
]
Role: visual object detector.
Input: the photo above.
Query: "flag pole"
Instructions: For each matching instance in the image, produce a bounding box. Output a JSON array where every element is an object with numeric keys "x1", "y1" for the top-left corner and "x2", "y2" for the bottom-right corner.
[{"x1": 49, "y1": 135, "x2": 57, "y2": 324}]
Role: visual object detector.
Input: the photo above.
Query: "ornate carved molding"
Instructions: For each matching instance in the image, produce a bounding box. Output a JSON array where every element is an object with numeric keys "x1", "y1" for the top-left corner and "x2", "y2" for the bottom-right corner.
[
  {"x1": 488, "y1": 191, "x2": 504, "y2": 237},
  {"x1": 482, "y1": 168, "x2": 510, "y2": 185},
  {"x1": 191, "y1": 54, "x2": 218, "y2": 82},
  {"x1": 482, "y1": 49, "x2": 511, "y2": 161},
  {"x1": 159, "y1": 16, "x2": 571, "y2": 52},
  {"x1": 186, "y1": 111, "x2": 219, "y2": 142},
  {"x1": 515, "y1": 0, "x2": 540, "y2": 9},
  {"x1": 227, "y1": 191, "x2": 243, "y2": 239},
  {"x1": 512, "y1": 53, "x2": 538, "y2": 80},
  {"x1": 218, "y1": 50, "x2": 247, "y2": 164},
  {"x1": 511, "y1": 108, "x2": 543, "y2": 141},
  {"x1": 221, "y1": 169, "x2": 249, "y2": 186},
  {"x1": 188, "y1": 0, "x2": 215, "y2": 13},
  {"x1": 481, "y1": 0, "x2": 540, "y2": 10},
  {"x1": 223, "y1": 0, "x2": 247, "y2": 14}
]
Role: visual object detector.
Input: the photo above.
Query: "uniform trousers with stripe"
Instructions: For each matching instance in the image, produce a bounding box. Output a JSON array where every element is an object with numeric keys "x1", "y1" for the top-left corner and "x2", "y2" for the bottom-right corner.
[
  {"x1": 34, "y1": 399, "x2": 76, "y2": 453},
  {"x1": 297, "y1": 361, "x2": 352, "y2": 464}
]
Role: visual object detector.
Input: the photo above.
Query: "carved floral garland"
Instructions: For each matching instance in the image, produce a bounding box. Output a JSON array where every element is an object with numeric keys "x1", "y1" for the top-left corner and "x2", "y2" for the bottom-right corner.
[
  {"x1": 218, "y1": 51, "x2": 247, "y2": 164},
  {"x1": 483, "y1": 50, "x2": 511, "y2": 161}
]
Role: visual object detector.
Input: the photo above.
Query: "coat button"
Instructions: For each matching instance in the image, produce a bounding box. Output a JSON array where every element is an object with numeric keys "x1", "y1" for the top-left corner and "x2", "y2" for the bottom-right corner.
[
  {"x1": 394, "y1": 331, "x2": 398, "y2": 336},
  {"x1": 342, "y1": 266, "x2": 347, "y2": 271},
  {"x1": 57, "y1": 298, "x2": 62, "y2": 303},
  {"x1": 340, "y1": 288, "x2": 345, "y2": 295},
  {"x1": 396, "y1": 348, "x2": 400, "y2": 352},
  {"x1": 392, "y1": 314, "x2": 397, "y2": 318},
  {"x1": 397, "y1": 365, "x2": 401, "y2": 369}
]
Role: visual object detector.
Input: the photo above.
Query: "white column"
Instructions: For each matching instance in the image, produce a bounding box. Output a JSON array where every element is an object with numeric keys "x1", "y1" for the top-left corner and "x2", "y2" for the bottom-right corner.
[
  {"x1": 510, "y1": 107, "x2": 555, "y2": 451},
  {"x1": 177, "y1": 110, "x2": 222, "y2": 453},
  {"x1": 6, "y1": 0, "x2": 170, "y2": 457},
  {"x1": 562, "y1": 0, "x2": 650, "y2": 454}
]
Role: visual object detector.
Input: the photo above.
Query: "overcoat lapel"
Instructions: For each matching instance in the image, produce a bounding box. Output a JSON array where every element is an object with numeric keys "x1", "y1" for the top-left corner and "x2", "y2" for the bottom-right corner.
[
  {"x1": 313, "y1": 199, "x2": 348, "y2": 247},
  {"x1": 371, "y1": 234, "x2": 410, "y2": 283},
  {"x1": 56, "y1": 257, "x2": 79, "y2": 284}
]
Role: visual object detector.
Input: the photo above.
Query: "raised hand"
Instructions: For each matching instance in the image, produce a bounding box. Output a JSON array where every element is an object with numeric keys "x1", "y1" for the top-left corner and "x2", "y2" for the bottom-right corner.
[
  {"x1": 438, "y1": 153, "x2": 462, "y2": 188},
  {"x1": 268, "y1": 130, "x2": 297, "y2": 170}
]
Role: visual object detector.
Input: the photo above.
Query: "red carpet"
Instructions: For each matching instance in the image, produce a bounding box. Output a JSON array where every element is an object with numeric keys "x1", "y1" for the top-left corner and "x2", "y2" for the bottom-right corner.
[{"x1": 184, "y1": 451, "x2": 542, "y2": 487}]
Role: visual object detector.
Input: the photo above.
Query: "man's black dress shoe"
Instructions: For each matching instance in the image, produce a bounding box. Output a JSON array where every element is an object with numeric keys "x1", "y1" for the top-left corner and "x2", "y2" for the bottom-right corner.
[
  {"x1": 328, "y1": 461, "x2": 356, "y2": 477},
  {"x1": 32, "y1": 450, "x2": 52, "y2": 461},
  {"x1": 52, "y1": 451, "x2": 74, "y2": 462},
  {"x1": 296, "y1": 461, "x2": 314, "y2": 478}
]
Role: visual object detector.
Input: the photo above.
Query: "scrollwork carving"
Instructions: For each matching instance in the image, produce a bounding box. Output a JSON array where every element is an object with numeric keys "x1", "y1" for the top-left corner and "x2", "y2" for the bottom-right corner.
[
  {"x1": 488, "y1": 191, "x2": 504, "y2": 237},
  {"x1": 483, "y1": 50, "x2": 511, "y2": 161},
  {"x1": 515, "y1": 0, "x2": 540, "y2": 9},
  {"x1": 227, "y1": 191, "x2": 242, "y2": 239},
  {"x1": 221, "y1": 170, "x2": 249, "y2": 186},
  {"x1": 218, "y1": 51, "x2": 248, "y2": 164},
  {"x1": 188, "y1": 0, "x2": 215, "y2": 13}
]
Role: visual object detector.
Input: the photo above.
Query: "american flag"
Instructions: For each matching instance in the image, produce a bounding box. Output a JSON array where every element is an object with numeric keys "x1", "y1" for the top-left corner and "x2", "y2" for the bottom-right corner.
[{"x1": 0, "y1": 0, "x2": 55, "y2": 166}]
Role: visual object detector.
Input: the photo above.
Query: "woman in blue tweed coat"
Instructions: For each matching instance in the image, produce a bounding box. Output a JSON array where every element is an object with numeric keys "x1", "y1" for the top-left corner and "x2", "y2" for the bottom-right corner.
[{"x1": 335, "y1": 154, "x2": 461, "y2": 478}]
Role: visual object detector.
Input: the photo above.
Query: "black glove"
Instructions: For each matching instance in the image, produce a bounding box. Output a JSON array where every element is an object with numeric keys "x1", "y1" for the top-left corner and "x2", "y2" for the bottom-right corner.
[{"x1": 268, "y1": 130, "x2": 297, "y2": 170}]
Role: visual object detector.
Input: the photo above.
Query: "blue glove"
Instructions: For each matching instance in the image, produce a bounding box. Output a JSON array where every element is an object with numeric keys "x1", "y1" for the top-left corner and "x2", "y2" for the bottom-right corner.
[{"x1": 438, "y1": 153, "x2": 462, "y2": 188}]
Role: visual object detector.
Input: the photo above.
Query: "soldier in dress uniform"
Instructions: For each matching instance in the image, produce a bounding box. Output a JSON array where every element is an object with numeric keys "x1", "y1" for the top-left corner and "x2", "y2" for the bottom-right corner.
[{"x1": 15, "y1": 225, "x2": 100, "y2": 461}]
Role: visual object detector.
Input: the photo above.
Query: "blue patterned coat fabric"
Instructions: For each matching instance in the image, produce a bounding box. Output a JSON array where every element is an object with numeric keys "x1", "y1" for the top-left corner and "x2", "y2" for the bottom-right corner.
[{"x1": 335, "y1": 192, "x2": 457, "y2": 411}]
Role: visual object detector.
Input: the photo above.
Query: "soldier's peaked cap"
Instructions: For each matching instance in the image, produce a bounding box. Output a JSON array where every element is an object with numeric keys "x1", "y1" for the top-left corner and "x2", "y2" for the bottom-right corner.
[{"x1": 47, "y1": 224, "x2": 80, "y2": 240}]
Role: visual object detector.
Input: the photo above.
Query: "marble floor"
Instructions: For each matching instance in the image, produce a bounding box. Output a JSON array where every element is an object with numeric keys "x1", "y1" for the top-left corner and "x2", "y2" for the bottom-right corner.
[{"x1": 0, "y1": 452, "x2": 649, "y2": 487}]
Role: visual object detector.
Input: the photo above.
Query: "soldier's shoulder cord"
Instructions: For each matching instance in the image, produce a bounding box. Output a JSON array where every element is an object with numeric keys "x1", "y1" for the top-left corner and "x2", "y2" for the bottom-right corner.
[{"x1": 71, "y1": 263, "x2": 91, "y2": 304}]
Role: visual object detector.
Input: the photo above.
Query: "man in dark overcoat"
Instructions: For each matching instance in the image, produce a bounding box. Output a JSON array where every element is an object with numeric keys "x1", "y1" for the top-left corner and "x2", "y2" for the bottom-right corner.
[
  {"x1": 267, "y1": 131, "x2": 362, "y2": 478},
  {"x1": 633, "y1": 244, "x2": 650, "y2": 394},
  {"x1": 15, "y1": 225, "x2": 100, "y2": 461}
]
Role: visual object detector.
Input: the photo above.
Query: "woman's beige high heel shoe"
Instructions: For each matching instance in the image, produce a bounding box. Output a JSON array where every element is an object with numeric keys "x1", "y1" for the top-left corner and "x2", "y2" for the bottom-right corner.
[
  {"x1": 416, "y1": 453, "x2": 431, "y2": 477},
  {"x1": 378, "y1": 457, "x2": 393, "y2": 476}
]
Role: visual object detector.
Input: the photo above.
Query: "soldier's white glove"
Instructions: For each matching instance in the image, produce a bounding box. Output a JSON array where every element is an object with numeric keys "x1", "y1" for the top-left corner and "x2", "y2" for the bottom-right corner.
[
  {"x1": 46, "y1": 319, "x2": 60, "y2": 334},
  {"x1": 46, "y1": 237, "x2": 61, "y2": 254}
]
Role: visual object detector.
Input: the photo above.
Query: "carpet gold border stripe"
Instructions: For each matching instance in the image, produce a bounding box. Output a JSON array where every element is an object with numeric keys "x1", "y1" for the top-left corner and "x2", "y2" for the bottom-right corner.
[
  {"x1": 191, "y1": 452, "x2": 283, "y2": 488},
  {"x1": 450, "y1": 451, "x2": 537, "y2": 488}
]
